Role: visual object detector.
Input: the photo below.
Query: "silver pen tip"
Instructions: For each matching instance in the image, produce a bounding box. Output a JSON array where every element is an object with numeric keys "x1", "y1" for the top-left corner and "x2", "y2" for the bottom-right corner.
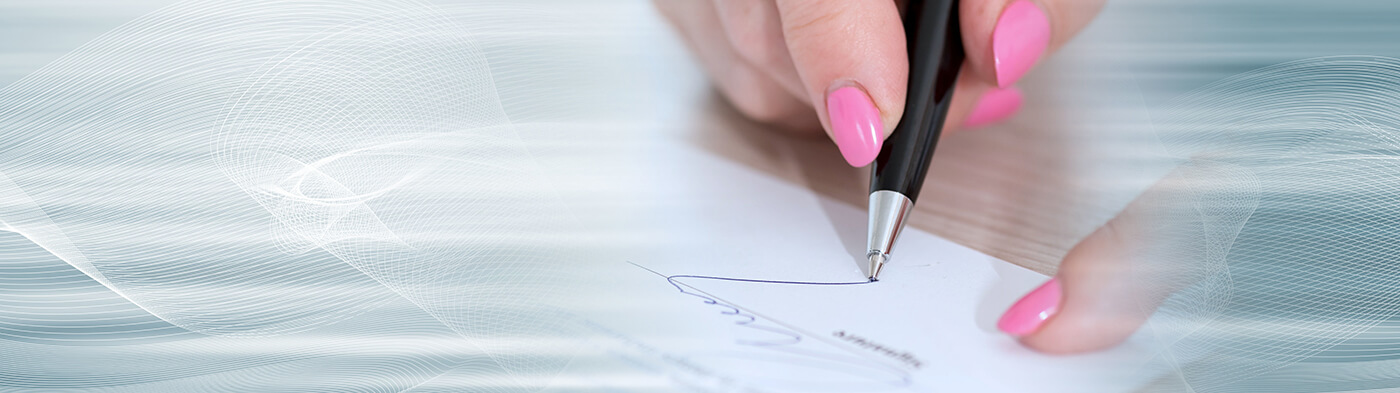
[{"x1": 867, "y1": 253, "x2": 887, "y2": 281}]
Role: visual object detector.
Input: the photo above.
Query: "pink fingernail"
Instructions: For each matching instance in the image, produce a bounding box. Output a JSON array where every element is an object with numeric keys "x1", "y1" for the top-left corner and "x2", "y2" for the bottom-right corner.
[
  {"x1": 997, "y1": 277, "x2": 1061, "y2": 336},
  {"x1": 826, "y1": 86, "x2": 884, "y2": 167},
  {"x1": 992, "y1": 1, "x2": 1050, "y2": 88},
  {"x1": 963, "y1": 87, "x2": 1024, "y2": 128}
]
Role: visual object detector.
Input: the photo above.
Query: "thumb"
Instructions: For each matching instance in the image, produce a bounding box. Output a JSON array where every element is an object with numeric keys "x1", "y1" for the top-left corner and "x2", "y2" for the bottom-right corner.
[
  {"x1": 998, "y1": 161, "x2": 1256, "y2": 354},
  {"x1": 774, "y1": 0, "x2": 908, "y2": 167}
]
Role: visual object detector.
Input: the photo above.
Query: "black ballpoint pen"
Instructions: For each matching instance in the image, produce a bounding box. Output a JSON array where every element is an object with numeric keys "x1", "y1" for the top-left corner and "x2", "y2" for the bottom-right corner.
[{"x1": 867, "y1": 0, "x2": 965, "y2": 281}]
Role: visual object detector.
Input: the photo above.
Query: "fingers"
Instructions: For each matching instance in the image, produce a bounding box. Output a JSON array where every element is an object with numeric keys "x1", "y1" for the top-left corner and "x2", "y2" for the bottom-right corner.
[
  {"x1": 654, "y1": 0, "x2": 819, "y2": 130},
  {"x1": 655, "y1": 0, "x2": 1102, "y2": 165},
  {"x1": 774, "y1": 0, "x2": 909, "y2": 167},
  {"x1": 997, "y1": 162, "x2": 1254, "y2": 354},
  {"x1": 960, "y1": 0, "x2": 1107, "y2": 87},
  {"x1": 1005, "y1": 211, "x2": 1160, "y2": 354},
  {"x1": 956, "y1": 83, "x2": 1024, "y2": 130},
  {"x1": 996, "y1": 185, "x2": 1164, "y2": 354},
  {"x1": 712, "y1": 0, "x2": 807, "y2": 102}
]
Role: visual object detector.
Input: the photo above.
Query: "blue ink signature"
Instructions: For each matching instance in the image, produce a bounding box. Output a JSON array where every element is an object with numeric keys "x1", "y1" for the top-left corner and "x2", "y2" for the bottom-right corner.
[{"x1": 629, "y1": 262, "x2": 913, "y2": 391}]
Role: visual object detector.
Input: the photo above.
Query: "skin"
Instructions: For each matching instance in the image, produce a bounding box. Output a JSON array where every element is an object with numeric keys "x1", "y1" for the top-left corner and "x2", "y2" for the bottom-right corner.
[{"x1": 656, "y1": 0, "x2": 1186, "y2": 355}]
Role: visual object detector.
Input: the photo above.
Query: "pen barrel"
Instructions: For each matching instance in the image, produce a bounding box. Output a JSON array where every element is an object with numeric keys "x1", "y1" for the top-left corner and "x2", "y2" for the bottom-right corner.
[{"x1": 869, "y1": 0, "x2": 965, "y2": 203}]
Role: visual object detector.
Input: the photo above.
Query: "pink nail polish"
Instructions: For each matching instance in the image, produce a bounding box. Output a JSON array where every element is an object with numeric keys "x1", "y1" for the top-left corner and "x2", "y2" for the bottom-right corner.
[
  {"x1": 963, "y1": 87, "x2": 1024, "y2": 128},
  {"x1": 997, "y1": 277, "x2": 1061, "y2": 336},
  {"x1": 825, "y1": 86, "x2": 884, "y2": 167},
  {"x1": 992, "y1": 1, "x2": 1050, "y2": 88}
]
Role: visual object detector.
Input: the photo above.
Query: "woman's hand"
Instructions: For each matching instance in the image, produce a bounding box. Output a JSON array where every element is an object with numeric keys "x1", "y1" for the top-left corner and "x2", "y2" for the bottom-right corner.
[
  {"x1": 657, "y1": 0, "x2": 1199, "y2": 356},
  {"x1": 654, "y1": 0, "x2": 1106, "y2": 166}
]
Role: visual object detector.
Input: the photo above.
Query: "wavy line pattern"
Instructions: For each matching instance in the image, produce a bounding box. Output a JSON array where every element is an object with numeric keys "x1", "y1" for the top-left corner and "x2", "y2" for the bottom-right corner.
[
  {"x1": 1145, "y1": 56, "x2": 1400, "y2": 392},
  {"x1": 0, "y1": 0, "x2": 593, "y2": 390}
]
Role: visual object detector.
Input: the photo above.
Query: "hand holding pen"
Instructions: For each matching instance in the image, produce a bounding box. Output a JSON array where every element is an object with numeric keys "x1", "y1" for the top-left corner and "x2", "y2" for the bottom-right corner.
[
  {"x1": 654, "y1": 0, "x2": 1096, "y2": 161},
  {"x1": 657, "y1": 0, "x2": 1185, "y2": 355}
]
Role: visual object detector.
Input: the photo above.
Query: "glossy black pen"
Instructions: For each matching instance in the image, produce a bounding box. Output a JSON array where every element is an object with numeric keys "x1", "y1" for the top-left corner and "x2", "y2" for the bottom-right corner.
[{"x1": 866, "y1": 0, "x2": 965, "y2": 281}]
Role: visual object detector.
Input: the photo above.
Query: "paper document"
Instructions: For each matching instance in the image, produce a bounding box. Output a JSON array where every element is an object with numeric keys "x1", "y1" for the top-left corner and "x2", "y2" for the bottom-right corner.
[{"x1": 574, "y1": 142, "x2": 1161, "y2": 393}]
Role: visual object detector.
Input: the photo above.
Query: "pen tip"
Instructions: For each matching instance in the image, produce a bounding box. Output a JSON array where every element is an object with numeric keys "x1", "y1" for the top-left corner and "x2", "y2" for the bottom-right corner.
[{"x1": 867, "y1": 253, "x2": 886, "y2": 281}]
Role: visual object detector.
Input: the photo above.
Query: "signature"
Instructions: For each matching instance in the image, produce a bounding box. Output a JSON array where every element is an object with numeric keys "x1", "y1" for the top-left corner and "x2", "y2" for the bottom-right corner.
[{"x1": 629, "y1": 262, "x2": 913, "y2": 391}]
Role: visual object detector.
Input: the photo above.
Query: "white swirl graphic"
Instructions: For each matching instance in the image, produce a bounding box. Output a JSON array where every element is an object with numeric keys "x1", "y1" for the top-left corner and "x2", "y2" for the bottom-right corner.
[{"x1": 0, "y1": 0, "x2": 587, "y2": 390}]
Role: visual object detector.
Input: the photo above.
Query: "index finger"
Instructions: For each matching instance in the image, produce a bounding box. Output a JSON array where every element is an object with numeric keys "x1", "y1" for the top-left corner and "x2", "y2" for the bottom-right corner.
[{"x1": 774, "y1": 0, "x2": 909, "y2": 167}]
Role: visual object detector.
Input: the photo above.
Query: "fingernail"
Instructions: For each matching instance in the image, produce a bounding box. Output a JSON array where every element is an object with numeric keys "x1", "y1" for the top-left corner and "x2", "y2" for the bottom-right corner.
[
  {"x1": 963, "y1": 87, "x2": 1024, "y2": 129},
  {"x1": 992, "y1": 0, "x2": 1050, "y2": 88},
  {"x1": 825, "y1": 85, "x2": 884, "y2": 167},
  {"x1": 998, "y1": 277, "x2": 1061, "y2": 336}
]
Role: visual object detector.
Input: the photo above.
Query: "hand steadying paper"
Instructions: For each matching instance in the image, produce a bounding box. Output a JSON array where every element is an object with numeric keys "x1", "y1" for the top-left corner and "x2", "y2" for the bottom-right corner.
[
  {"x1": 654, "y1": 0, "x2": 1200, "y2": 355},
  {"x1": 578, "y1": 143, "x2": 1162, "y2": 392}
]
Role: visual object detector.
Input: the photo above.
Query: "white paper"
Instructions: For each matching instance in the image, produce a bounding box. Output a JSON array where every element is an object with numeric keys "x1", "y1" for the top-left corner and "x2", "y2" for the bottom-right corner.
[{"x1": 573, "y1": 142, "x2": 1163, "y2": 393}]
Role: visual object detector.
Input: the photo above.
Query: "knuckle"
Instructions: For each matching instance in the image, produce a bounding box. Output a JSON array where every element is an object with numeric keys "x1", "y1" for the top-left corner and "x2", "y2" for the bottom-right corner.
[
  {"x1": 730, "y1": 91, "x2": 798, "y2": 125},
  {"x1": 726, "y1": 28, "x2": 777, "y2": 68},
  {"x1": 716, "y1": 1, "x2": 788, "y2": 71},
  {"x1": 723, "y1": 84, "x2": 800, "y2": 125},
  {"x1": 779, "y1": 3, "x2": 846, "y2": 41},
  {"x1": 714, "y1": 61, "x2": 801, "y2": 124}
]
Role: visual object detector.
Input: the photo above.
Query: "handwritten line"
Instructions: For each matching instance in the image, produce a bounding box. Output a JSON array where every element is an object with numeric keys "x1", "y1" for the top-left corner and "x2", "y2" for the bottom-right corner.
[
  {"x1": 627, "y1": 261, "x2": 873, "y2": 286},
  {"x1": 628, "y1": 262, "x2": 875, "y2": 346},
  {"x1": 628, "y1": 262, "x2": 911, "y2": 390},
  {"x1": 630, "y1": 262, "x2": 886, "y2": 351},
  {"x1": 663, "y1": 275, "x2": 874, "y2": 286}
]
